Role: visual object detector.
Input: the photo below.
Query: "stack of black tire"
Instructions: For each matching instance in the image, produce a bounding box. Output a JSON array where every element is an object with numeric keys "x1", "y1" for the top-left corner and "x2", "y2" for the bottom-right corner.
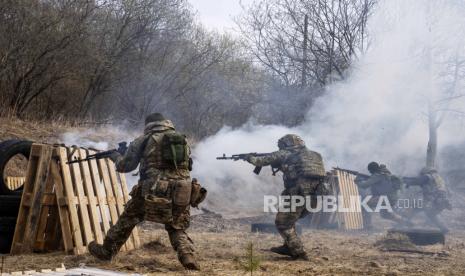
[{"x1": 0, "y1": 140, "x2": 32, "y2": 254}]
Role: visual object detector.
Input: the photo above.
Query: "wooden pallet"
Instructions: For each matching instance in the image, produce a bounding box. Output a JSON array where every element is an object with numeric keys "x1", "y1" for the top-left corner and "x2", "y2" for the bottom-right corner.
[
  {"x1": 6, "y1": 177, "x2": 25, "y2": 190},
  {"x1": 10, "y1": 144, "x2": 140, "y2": 255},
  {"x1": 0, "y1": 264, "x2": 143, "y2": 276},
  {"x1": 328, "y1": 169, "x2": 364, "y2": 230}
]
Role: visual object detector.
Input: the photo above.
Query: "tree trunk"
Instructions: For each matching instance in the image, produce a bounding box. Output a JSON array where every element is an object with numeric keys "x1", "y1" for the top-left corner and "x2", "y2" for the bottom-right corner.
[
  {"x1": 426, "y1": 103, "x2": 437, "y2": 168},
  {"x1": 301, "y1": 14, "x2": 308, "y2": 88}
]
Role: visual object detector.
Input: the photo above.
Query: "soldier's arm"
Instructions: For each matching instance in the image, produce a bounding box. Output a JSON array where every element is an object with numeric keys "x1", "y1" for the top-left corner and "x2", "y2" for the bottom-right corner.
[
  {"x1": 110, "y1": 136, "x2": 146, "y2": 173},
  {"x1": 355, "y1": 175, "x2": 377, "y2": 189},
  {"x1": 404, "y1": 175, "x2": 429, "y2": 187},
  {"x1": 246, "y1": 150, "x2": 290, "y2": 167}
]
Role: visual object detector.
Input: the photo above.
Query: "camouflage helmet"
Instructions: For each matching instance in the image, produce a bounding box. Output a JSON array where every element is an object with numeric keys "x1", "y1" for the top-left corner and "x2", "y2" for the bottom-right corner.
[
  {"x1": 144, "y1": 112, "x2": 175, "y2": 131},
  {"x1": 278, "y1": 134, "x2": 305, "y2": 149},
  {"x1": 367, "y1": 161, "x2": 380, "y2": 174},
  {"x1": 420, "y1": 166, "x2": 437, "y2": 175},
  {"x1": 145, "y1": 113, "x2": 166, "y2": 125}
]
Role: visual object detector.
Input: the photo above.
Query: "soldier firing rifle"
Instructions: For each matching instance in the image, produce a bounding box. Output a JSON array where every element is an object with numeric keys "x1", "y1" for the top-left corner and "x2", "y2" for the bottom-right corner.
[
  {"x1": 217, "y1": 153, "x2": 280, "y2": 175},
  {"x1": 217, "y1": 134, "x2": 326, "y2": 260}
]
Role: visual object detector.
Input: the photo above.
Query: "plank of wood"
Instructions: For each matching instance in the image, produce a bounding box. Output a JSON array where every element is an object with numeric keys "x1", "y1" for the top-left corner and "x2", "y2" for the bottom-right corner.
[
  {"x1": 67, "y1": 148, "x2": 94, "y2": 245},
  {"x1": 97, "y1": 158, "x2": 125, "y2": 250},
  {"x1": 106, "y1": 160, "x2": 134, "y2": 250},
  {"x1": 97, "y1": 158, "x2": 119, "y2": 226},
  {"x1": 57, "y1": 147, "x2": 85, "y2": 254},
  {"x1": 328, "y1": 173, "x2": 341, "y2": 228},
  {"x1": 12, "y1": 144, "x2": 52, "y2": 254},
  {"x1": 88, "y1": 150, "x2": 111, "y2": 235},
  {"x1": 118, "y1": 173, "x2": 140, "y2": 249},
  {"x1": 345, "y1": 172, "x2": 363, "y2": 229},
  {"x1": 337, "y1": 171, "x2": 350, "y2": 229},
  {"x1": 334, "y1": 169, "x2": 363, "y2": 230},
  {"x1": 50, "y1": 151, "x2": 74, "y2": 253},
  {"x1": 10, "y1": 146, "x2": 40, "y2": 254},
  {"x1": 78, "y1": 149, "x2": 104, "y2": 244},
  {"x1": 34, "y1": 170, "x2": 56, "y2": 251},
  {"x1": 6, "y1": 177, "x2": 25, "y2": 190},
  {"x1": 349, "y1": 173, "x2": 363, "y2": 228},
  {"x1": 342, "y1": 171, "x2": 356, "y2": 229}
]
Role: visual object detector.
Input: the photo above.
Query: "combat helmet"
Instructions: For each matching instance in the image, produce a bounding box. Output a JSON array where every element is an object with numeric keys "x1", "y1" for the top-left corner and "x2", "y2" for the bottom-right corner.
[
  {"x1": 278, "y1": 134, "x2": 305, "y2": 150},
  {"x1": 144, "y1": 112, "x2": 175, "y2": 132},
  {"x1": 420, "y1": 166, "x2": 437, "y2": 175},
  {"x1": 367, "y1": 161, "x2": 380, "y2": 174}
]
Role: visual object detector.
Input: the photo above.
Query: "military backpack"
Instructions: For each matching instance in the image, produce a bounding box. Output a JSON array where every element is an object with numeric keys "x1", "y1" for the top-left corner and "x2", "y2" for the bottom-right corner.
[{"x1": 161, "y1": 133, "x2": 189, "y2": 170}]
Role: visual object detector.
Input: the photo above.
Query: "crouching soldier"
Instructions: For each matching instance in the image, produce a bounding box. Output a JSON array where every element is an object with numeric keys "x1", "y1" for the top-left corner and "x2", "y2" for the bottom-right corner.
[
  {"x1": 240, "y1": 134, "x2": 326, "y2": 260},
  {"x1": 88, "y1": 113, "x2": 206, "y2": 270},
  {"x1": 355, "y1": 162, "x2": 409, "y2": 229},
  {"x1": 404, "y1": 167, "x2": 452, "y2": 233}
]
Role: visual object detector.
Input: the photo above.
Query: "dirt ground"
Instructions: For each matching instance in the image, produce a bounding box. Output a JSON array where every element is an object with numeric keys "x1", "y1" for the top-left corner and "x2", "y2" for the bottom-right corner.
[
  {"x1": 1, "y1": 118, "x2": 464, "y2": 275},
  {"x1": 2, "y1": 223, "x2": 465, "y2": 276}
]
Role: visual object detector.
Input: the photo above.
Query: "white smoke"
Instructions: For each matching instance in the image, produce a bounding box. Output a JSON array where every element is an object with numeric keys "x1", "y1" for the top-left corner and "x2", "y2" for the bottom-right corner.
[
  {"x1": 191, "y1": 124, "x2": 301, "y2": 216},
  {"x1": 55, "y1": 1, "x2": 465, "y2": 218},
  {"x1": 192, "y1": 0, "x2": 465, "y2": 216},
  {"x1": 60, "y1": 125, "x2": 141, "y2": 187}
]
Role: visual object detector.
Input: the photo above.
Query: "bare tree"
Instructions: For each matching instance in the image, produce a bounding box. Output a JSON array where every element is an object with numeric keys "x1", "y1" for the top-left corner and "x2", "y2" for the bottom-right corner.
[
  {"x1": 0, "y1": 0, "x2": 97, "y2": 117},
  {"x1": 237, "y1": 0, "x2": 374, "y2": 89},
  {"x1": 423, "y1": 0, "x2": 465, "y2": 168}
]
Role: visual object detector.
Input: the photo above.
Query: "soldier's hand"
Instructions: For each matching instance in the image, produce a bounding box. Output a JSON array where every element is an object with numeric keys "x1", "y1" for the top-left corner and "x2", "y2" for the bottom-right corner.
[
  {"x1": 244, "y1": 155, "x2": 255, "y2": 163},
  {"x1": 108, "y1": 151, "x2": 122, "y2": 162}
]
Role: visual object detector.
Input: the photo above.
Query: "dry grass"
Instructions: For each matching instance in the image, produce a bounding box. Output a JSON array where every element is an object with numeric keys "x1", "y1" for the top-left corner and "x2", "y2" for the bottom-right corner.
[
  {"x1": 2, "y1": 228, "x2": 465, "y2": 275},
  {"x1": 0, "y1": 117, "x2": 73, "y2": 143},
  {"x1": 1, "y1": 116, "x2": 465, "y2": 275}
]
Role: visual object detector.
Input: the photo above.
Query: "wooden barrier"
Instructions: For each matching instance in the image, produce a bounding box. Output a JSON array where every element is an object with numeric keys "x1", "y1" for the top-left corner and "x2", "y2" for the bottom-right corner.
[
  {"x1": 6, "y1": 177, "x2": 26, "y2": 190},
  {"x1": 328, "y1": 169, "x2": 364, "y2": 230},
  {"x1": 10, "y1": 144, "x2": 140, "y2": 255}
]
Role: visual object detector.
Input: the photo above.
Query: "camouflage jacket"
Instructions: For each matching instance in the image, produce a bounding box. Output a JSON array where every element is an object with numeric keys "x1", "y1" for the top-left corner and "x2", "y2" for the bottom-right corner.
[
  {"x1": 407, "y1": 172, "x2": 451, "y2": 210},
  {"x1": 356, "y1": 171, "x2": 401, "y2": 198},
  {"x1": 247, "y1": 145, "x2": 325, "y2": 186},
  {"x1": 111, "y1": 120, "x2": 190, "y2": 183}
]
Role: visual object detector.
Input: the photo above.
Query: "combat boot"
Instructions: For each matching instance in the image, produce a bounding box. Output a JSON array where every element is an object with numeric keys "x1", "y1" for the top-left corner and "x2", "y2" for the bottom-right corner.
[
  {"x1": 292, "y1": 251, "x2": 310, "y2": 261},
  {"x1": 270, "y1": 245, "x2": 292, "y2": 256},
  {"x1": 179, "y1": 254, "x2": 200, "y2": 270},
  {"x1": 88, "y1": 241, "x2": 112, "y2": 261},
  {"x1": 270, "y1": 245, "x2": 309, "y2": 261}
]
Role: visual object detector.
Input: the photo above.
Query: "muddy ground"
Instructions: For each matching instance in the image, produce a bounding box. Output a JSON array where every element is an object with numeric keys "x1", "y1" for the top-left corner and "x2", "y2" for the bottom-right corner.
[{"x1": 2, "y1": 213, "x2": 465, "y2": 276}]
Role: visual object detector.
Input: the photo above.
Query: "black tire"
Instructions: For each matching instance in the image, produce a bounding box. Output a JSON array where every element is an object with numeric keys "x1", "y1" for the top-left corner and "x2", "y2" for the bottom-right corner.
[
  {"x1": 0, "y1": 195, "x2": 21, "y2": 217},
  {"x1": 0, "y1": 217, "x2": 17, "y2": 254},
  {"x1": 0, "y1": 140, "x2": 33, "y2": 195}
]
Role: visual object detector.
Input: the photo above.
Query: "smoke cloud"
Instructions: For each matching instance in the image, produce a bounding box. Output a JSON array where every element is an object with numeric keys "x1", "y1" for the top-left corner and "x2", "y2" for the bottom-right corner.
[
  {"x1": 192, "y1": 0, "x2": 465, "y2": 216},
  {"x1": 57, "y1": 1, "x2": 465, "y2": 219}
]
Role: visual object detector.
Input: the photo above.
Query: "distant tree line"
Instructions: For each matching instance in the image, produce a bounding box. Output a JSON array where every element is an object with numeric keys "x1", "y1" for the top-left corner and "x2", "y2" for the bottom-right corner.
[{"x1": 0, "y1": 0, "x2": 374, "y2": 138}]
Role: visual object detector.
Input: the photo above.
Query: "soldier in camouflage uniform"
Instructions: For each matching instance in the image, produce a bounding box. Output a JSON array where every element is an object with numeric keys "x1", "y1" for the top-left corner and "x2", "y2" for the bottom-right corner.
[
  {"x1": 355, "y1": 162, "x2": 409, "y2": 229},
  {"x1": 88, "y1": 113, "x2": 202, "y2": 270},
  {"x1": 242, "y1": 134, "x2": 326, "y2": 260},
  {"x1": 404, "y1": 167, "x2": 452, "y2": 233}
]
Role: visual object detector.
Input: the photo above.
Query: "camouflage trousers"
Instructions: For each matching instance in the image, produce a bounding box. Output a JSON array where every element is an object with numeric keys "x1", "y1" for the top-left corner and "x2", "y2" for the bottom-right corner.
[
  {"x1": 102, "y1": 193, "x2": 195, "y2": 261},
  {"x1": 275, "y1": 178, "x2": 323, "y2": 257},
  {"x1": 362, "y1": 195, "x2": 406, "y2": 228}
]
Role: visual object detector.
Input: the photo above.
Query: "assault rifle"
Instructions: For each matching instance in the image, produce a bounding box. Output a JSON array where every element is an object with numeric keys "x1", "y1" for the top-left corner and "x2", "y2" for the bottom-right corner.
[
  {"x1": 67, "y1": 142, "x2": 128, "y2": 164},
  {"x1": 335, "y1": 167, "x2": 370, "y2": 180},
  {"x1": 216, "y1": 153, "x2": 280, "y2": 175},
  {"x1": 402, "y1": 176, "x2": 423, "y2": 188}
]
